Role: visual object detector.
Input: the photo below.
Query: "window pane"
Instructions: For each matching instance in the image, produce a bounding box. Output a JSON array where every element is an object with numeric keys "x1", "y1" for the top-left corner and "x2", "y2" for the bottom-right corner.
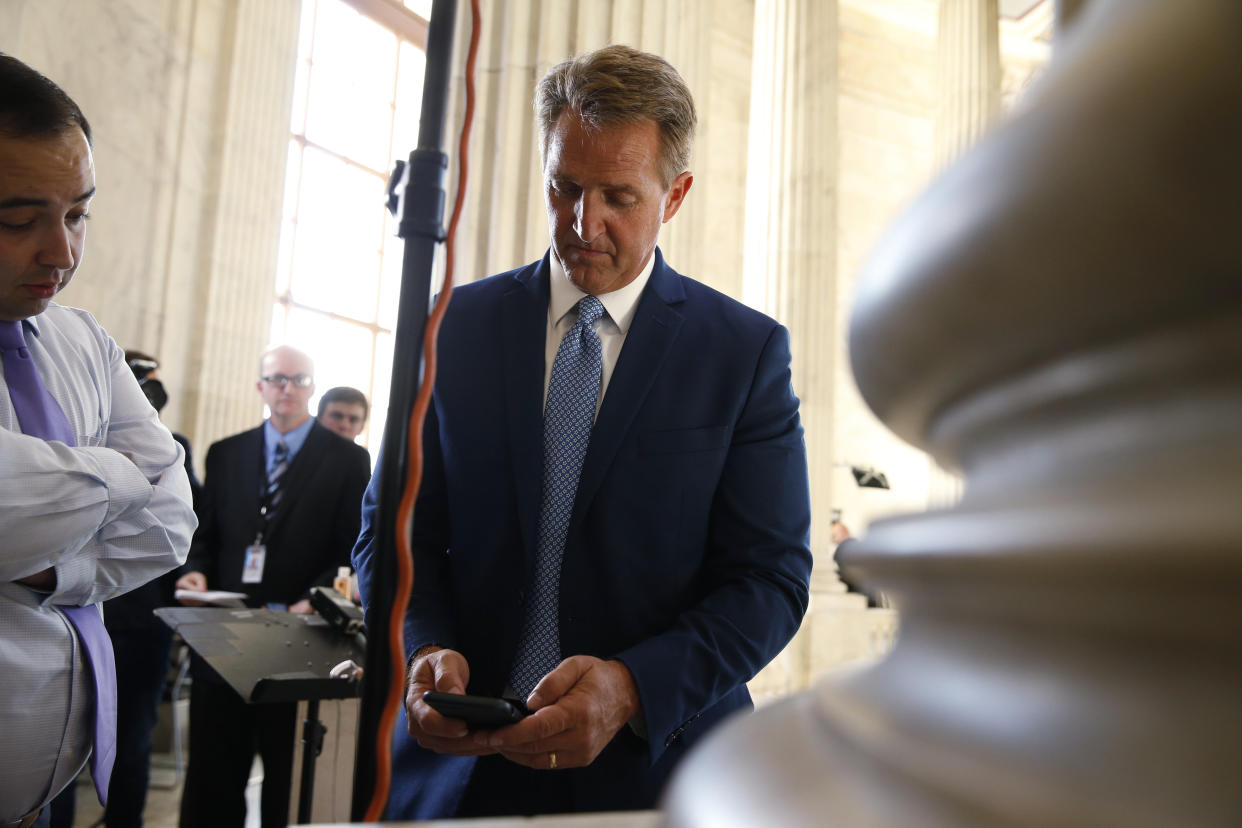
[
  {"x1": 283, "y1": 306, "x2": 375, "y2": 414},
  {"x1": 291, "y1": 146, "x2": 384, "y2": 321},
  {"x1": 278, "y1": 0, "x2": 424, "y2": 460},
  {"x1": 368, "y1": 329, "x2": 394, "y2": 457},
  {"x1": 390, "y1": 41, "x2": 426, "y2": 169},
  {"x1": 276, "y1": 216, "x2": 296, "y2": 298},
  {"x1": 270, "y1": 302, "x2": 288, "y2": 347},
  {"x1": 378, "y1": 213, "x2": 404, "y2": 330},
  {"x1": 290, "y1": 57, "x2": 311, "y2": 136},
  {"x1": 281, "y1": 140, "x2": 303, "y2": 226},
  {"x1": 297, "y1": 0, "x2": 317, "y2": 63},
  {"x1": 275, "y1": 141, "x2": 303, "y2": 296},
  {"x1": 292, "y1": 1, "x2": 316, "y2": 134},
  {"x1": 304, "y1": 0, "x2": 398, "y2": 171}
]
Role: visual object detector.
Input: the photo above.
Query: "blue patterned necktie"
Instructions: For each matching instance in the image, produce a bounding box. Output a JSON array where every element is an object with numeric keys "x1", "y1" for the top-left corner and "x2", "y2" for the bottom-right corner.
[
  {"x1": 264, "y1": 438, "x2": 290, "y2": 523},
  {"x1": 0, "y1": 320, "x2": 116, "y2": 805},
  {"x1": 509, "y1": 295, "x2": 606, "y2": 699}
]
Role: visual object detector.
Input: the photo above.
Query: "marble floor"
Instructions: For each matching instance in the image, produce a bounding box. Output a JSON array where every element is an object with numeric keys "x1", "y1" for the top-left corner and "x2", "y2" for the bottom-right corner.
[{"x1": 69, "y1": 753, "x2": 262, "y2": 828}]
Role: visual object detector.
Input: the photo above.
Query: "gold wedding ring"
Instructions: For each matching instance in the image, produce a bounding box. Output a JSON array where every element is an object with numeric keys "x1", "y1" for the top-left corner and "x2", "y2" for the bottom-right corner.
[{"x1": 549, "y1": 751, "x2": 558, "y2": 770}]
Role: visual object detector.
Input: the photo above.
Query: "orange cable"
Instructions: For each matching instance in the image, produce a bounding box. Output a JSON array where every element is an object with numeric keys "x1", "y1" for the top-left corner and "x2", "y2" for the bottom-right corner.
[{"x1": 364, "y1": 0, "x2": 481, "y2": 820}]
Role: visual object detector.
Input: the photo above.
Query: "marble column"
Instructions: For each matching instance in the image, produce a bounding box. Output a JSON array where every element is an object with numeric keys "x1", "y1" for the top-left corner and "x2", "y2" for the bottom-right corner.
[
  {"x1": 743, "y1": 0, "x2": 889, "y2": 700},
  {"x1": 446, "y1": 0, "x2": 743, "y2": 299},
  {"x1": 744, "y1": 0, "x2": 839, "y2": 567},
  {"x1": 182, "y1": 0, "x2": 303, "y2": 449},
  {"x1": 928, "y1": 0, "x2": 1000, "y2": 506},
  {"x1": 935, "y1": 0, "x2": 1001, "y2": 165}
]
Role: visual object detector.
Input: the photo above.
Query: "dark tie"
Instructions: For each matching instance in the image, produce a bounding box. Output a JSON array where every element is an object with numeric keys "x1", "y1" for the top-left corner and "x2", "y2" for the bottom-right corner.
[
  {"x1": 0, "y1": 320, "x2": 116, "y2": 804},
  {"x1": 265, "y1": 438, "x2": 289, "y2": 523},
  {"x1": 509, "y1": 295, "x2": 606, "y2": 699}
]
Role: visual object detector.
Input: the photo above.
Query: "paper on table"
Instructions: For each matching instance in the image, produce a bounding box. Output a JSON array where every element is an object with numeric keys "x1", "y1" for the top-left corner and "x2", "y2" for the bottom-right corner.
[{"x1": 174, "y1": 589, "x2": 248, "y2": 608}]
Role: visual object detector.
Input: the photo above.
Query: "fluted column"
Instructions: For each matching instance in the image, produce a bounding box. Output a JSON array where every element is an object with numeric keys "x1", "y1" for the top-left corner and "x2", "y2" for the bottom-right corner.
[
  {"x1": 744, "y1": 0, "x2": 838, "y2": 566},
  {"x1": 928, "y1": 0, "x2": 999, "y2": 506},
  {"x1": 936, "y1": 0, "x2": 1000, "y2": 164},
  {"x1": 183, "y1": 0, "x2": 302, "y2": 449},
  {"x1": 742, "y1": 0, "x2": 882, "y2": 700},
  {"x1": 447, "y1": 0, "x2": 742, "y2": 300}
]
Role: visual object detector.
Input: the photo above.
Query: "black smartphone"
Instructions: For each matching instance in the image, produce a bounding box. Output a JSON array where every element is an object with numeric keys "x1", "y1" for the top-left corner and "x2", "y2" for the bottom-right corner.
[{"x1": 422, "y1": 691, "x2": 529, "y2": 728}]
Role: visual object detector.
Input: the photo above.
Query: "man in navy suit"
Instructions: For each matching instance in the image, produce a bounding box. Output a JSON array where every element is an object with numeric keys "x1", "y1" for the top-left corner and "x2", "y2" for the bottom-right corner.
[{"x1": 355, "y1": 44, "x2": 812, "y2": 818}]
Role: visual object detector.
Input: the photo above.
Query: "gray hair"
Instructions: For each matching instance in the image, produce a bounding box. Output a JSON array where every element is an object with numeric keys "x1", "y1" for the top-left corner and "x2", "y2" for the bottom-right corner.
[{"x1": 535, "y1": 44, "x2": 697, "y2": 189}]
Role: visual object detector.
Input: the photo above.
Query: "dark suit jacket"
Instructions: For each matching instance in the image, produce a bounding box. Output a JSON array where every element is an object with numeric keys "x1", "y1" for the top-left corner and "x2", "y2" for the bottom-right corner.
[
  {"x1": 354, "y1": 250, "x2": 812, "y2": 816},
  {"x1": 189, "y1": 420, "x2": 371, "y2": 607}
]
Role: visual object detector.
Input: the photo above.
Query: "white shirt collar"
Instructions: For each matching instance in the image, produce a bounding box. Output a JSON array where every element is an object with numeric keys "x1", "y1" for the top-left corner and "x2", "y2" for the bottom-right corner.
[
  {"x1": 547, "y1": 250, "x2": 656, "y2": 332},
  {"x1": 21, "y1": 307, "x2": 50, "y2": 337}
]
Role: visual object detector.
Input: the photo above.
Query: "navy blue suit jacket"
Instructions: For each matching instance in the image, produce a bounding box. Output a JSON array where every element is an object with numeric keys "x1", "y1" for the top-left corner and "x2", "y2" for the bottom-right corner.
[{"x1": 355, "y1": 250, "x2": 811, "y2": 816}]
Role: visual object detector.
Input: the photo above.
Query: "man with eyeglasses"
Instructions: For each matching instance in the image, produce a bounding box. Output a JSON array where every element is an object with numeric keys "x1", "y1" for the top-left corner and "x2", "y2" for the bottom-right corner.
[{"x1": 174, "y1": 344, "x2": 371, "y2": 828}]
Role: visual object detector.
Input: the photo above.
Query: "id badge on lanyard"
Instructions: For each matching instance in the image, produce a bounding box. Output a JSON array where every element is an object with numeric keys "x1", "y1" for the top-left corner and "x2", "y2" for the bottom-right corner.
[{"x1": 242, "y1": 535, "x2": 266, "y2": 584}]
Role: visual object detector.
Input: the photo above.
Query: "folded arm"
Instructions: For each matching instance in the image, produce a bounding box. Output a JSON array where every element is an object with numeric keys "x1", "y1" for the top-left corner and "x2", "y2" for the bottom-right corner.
[{"x1": 1, "y1": 342, "x2": 196, "y2": 605}]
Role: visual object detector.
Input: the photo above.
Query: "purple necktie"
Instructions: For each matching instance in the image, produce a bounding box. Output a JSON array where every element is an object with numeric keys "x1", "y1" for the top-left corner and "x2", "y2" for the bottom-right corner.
[{"x1": 0, "y1": 319, "x2": 116, "y2": 804}]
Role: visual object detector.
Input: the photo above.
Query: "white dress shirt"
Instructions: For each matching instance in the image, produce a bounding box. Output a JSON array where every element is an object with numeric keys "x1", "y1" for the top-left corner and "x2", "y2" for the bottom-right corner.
[
  {"x1": 0, "y1": 303, "x2": 197, "y2": 820},
  {"x1": 544, "y1": 251, "x2": 656, "y2": 414}
]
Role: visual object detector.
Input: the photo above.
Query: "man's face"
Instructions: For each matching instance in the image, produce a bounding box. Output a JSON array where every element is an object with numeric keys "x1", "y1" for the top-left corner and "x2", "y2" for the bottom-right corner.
[
  {"x1": 543, "y1": 113, "x2": 692, "y2": 295},
  {"x1": 257, "y1": 348, "x2": 314, "y2": 423},
  {"x1": 0, "y1": 128, "x2": 95, "y2": 321},
  {"x1": 320, "y1": 401, "x2": 366, "y2": 441}
]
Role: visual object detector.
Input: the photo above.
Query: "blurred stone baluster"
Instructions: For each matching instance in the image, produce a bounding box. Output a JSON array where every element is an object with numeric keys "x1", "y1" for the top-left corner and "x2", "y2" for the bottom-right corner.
[{"x1": 665, "y1": 0, "x2": 1242, "y2": 824}]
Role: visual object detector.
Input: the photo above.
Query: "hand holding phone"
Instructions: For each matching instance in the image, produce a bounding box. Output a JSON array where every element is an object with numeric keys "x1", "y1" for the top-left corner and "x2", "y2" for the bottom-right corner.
[{"x1": 422, "y1": 691, "x2": 529, "y2": 728}]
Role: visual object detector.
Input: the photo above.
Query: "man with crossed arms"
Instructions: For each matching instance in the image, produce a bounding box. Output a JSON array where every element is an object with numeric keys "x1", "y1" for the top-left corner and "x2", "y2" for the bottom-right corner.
[{"x1": 0, "y1": 54, "x2": 195, "y2": 826}]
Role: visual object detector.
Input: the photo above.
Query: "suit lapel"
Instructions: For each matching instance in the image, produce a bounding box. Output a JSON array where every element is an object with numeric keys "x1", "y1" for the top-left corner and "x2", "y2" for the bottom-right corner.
[
  {"x1": 501, "y1": 258, "x2": 551, "y2": 558},
  {"x1": 571, "y1": 251, "x2": 685, "y2": 529}
]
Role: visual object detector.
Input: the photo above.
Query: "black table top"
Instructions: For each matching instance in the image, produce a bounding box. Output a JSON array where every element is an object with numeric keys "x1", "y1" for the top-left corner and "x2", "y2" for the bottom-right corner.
[{"x1": 156, "y1": 606, "x2": 365, "y2": 703}]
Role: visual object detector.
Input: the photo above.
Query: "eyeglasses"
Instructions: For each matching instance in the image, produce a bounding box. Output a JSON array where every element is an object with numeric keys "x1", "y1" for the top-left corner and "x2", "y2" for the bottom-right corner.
[{"x1": 261, "y1": 373, "x2": 313, "y2": 389}]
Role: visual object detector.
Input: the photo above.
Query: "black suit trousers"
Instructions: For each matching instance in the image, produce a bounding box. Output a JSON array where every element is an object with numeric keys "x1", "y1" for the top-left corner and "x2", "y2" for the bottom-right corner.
[{"x1": 179, "y1": 679, "x2": 296, "y2": 828}]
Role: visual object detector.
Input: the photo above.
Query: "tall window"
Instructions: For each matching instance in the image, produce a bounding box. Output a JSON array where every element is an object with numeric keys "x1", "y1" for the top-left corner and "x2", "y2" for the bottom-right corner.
[{"x1": 273, "y1": 0, "x2": 431, "y2": 455}]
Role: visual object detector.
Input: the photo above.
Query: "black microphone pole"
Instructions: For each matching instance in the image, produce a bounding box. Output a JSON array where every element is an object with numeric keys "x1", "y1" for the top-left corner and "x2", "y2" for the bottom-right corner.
[{"x1": 352, "y1": 0, "x2": 458, "y2": 818}]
